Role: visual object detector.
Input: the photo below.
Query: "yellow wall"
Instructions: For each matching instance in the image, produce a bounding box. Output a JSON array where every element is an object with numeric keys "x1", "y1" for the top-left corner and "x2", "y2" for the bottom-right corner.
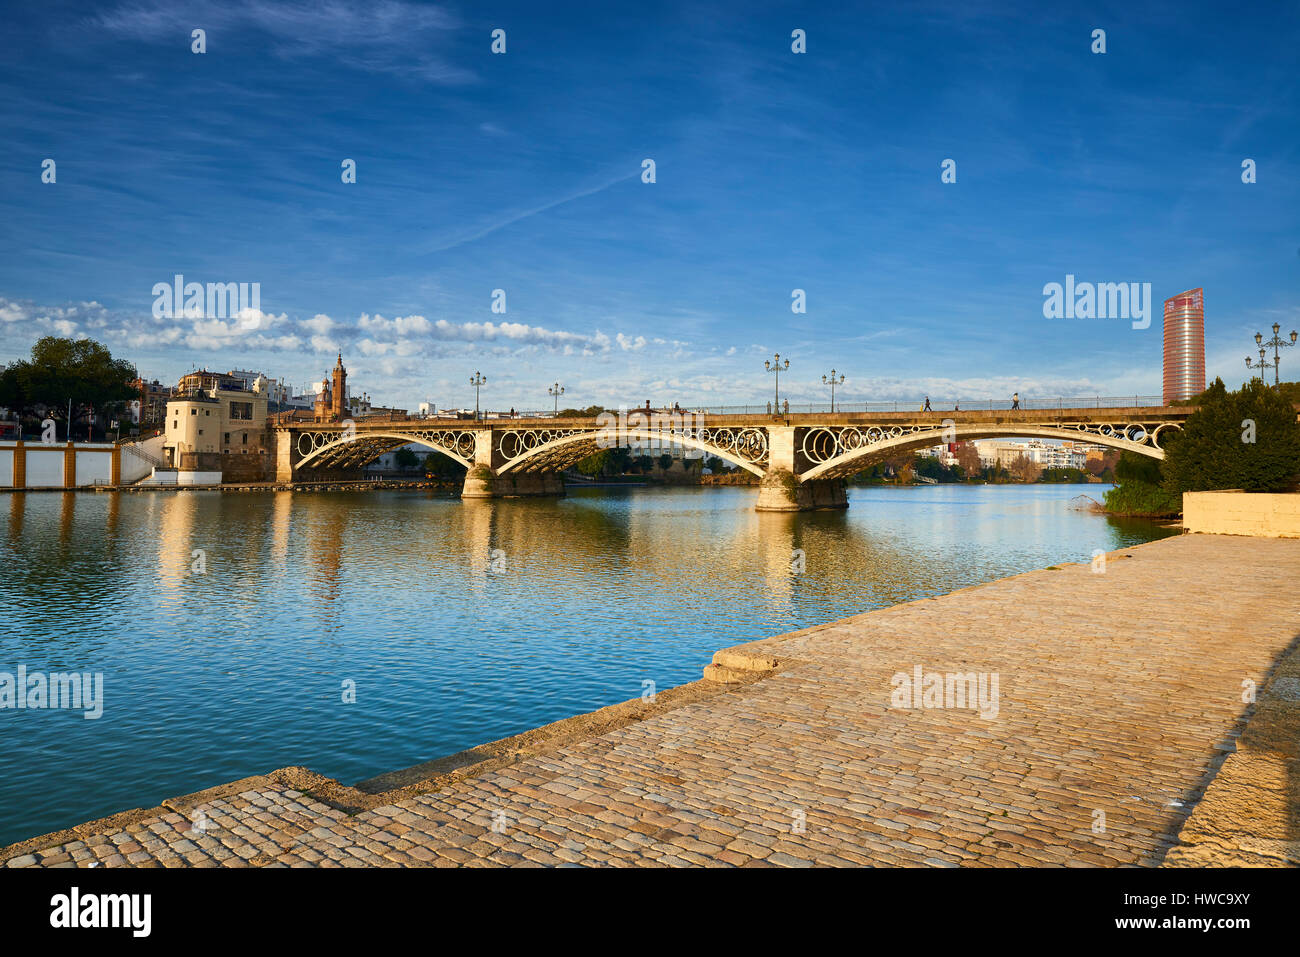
[{"x1": 1183, "y1": 491, "x2": 1300, "y2": 539}]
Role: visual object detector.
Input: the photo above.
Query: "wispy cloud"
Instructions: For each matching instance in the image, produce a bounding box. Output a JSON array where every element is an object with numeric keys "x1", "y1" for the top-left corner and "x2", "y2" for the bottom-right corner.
[
  {"x1": 91, "y1": 0, "x2": 473, "y2": 83},
  {"x1": 423, "y1": 170, "x2": 640, "y2": 254}
]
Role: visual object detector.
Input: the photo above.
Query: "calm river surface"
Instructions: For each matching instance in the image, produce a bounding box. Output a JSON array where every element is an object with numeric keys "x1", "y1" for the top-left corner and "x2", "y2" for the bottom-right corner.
[{"x1": 0, "y1": 483, "x2": 1176, "y2": 845}]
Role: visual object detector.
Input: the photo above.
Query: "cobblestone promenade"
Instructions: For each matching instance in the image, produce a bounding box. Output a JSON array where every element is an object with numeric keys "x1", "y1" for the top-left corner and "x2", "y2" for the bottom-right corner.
[{"x1": 6, "y1": 534, "x2": 1299, "y2": 867}]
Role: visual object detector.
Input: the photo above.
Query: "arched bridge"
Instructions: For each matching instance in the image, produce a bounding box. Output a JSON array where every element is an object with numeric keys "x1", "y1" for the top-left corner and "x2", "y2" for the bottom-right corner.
[{"x1": 274, "y1": 406, "x2": 1191, "y2": 511}]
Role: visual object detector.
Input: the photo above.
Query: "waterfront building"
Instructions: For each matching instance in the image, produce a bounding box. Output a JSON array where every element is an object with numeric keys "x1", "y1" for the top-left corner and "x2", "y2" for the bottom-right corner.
[
  {"x1": 347, "y1": 392, "x2": 407, "y2": 419},
  {"x1": 974, "y1": 440, "x2": 1029, "y2": 470},
  {"x1": 163, "y1": 381, "x2": 269, "y2": 480},
  {"x1": 176, "y1": 369, "x2": 247, "y2": 395},
  {"x1": 282, "y1": 389, "x2": 316, "y2": 411},
  {"x1": 972, "y1": 439, "x2": 1087, "y2": 471},
  {"x1": 228, "y1": 370, "x2": 289, "y2": 407},
  {"x1": 131, "y1": 378, "x2": 173, "y2": 427},
  {"x1": 1162, "y1": 287, "x2": 1206, "y2": 404}
]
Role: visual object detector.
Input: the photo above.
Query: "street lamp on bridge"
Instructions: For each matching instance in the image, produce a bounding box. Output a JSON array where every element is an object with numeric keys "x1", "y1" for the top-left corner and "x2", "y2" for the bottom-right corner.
[
  {"x1": 1246, "y1": 349, "x2": 1278, "y2": 385},
  {"x1": 822, "y1": 369, "x2": 845, "y2": 413},
  {"x1": 765, "y1": 353, "x2": 789, "y2": 413},
  {"x1": 470, "y1": 371, "x2": 487, "y2": 421},
  {"x1": 1250, "y1": 323, "x2": 1298, "y2": 388},
  {"x1": 549, "y1": 381, "x2": 565, "y2": 415}
]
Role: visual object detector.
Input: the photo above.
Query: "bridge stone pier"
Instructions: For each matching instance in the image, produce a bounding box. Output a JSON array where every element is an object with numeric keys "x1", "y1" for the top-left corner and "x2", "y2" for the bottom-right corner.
[
  {"x1": 756, "y1": 427, "x2": 847, "y2": 511},
  {"x1": 461, "y1": 429, "x2": 566, "y2": 500},
  {"x1": 274, "y1": 405, "x2": 1190, "y2": 511}
]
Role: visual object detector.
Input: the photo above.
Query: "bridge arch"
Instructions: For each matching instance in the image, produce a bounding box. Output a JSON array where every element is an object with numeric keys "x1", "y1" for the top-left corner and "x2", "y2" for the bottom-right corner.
[
  {"x1": 798, "y1": 423, "x2": 1176, "y2": 482},
  {"x1": 497, "y1": 427, "x2": 768, "y2": 477},
  {"x1": 294, "y1": 430, "x2": 475, "y2": 472}
]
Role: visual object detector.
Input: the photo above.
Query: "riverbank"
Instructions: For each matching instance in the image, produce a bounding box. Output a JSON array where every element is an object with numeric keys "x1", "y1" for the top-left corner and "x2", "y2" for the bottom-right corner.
[
  {"x1": 4, "y1": 532, "x2": 1297, "y2": 867},
  {"x1": 0, "y1": 478, "x2": 461, "y2": 494}
]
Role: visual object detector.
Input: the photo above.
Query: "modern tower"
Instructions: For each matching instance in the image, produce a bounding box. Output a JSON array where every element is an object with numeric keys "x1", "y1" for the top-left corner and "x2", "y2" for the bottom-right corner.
[{"x1": 1162, "y1": 288, "x2": 1205, "y2": 404}]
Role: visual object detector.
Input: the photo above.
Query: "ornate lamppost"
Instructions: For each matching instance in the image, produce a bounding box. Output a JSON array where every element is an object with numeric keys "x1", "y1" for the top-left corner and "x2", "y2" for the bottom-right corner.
[
  {"x1": 765, "y1": 353, "x2": 789, "y2": 413},
  {"x1": 549, "y1": 381, "x2": 565, "y2": 415},
  {"x1": 1251, "y1": 323, "x2": 1298, "y2": 388},
  {"x1": 1246, "y1": 349, "x2": 1277, "y2": 384},
  {"x1": 470, "y1": 371, "x2": 487, "y2": 421},
  {"x1": 822, "y1": 369, "x2": 845, "y2": 413}
]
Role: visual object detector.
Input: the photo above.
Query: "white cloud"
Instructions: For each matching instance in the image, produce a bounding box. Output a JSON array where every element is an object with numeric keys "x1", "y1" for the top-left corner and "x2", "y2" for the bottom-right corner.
[
  {"x1": 302, "y1": 313, "x2": 335, "y2": 334},
  {"x1": 358, "y1": 313, "x2": 432, "y2": 336},
  {"x1": 93, "y1": 0, "x2": 474, "y2": 84}
]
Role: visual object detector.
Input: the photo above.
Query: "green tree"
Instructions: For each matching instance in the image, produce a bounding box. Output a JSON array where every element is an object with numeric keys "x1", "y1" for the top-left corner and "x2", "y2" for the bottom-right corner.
[
  {"x1": 657, "y1": 453, "x2": 673, "y2": 472},
  {"x1": 2, "y1": 336, "x2": 137, "y2": 434},
  {"x1": 575, "y1": 450, "x2": 607, "y2": 476},
  {"x1": 1161, "y1": 377, "x2": 1300, "y2": 493},
  {"x1": 557, "y1": 405, "x2": 606, "y2": 418},
  {"x1": 575, "y1": 447, "x2": 631, "y2": 478},
  {"x1": 424, "y1": 453, "x2": 467, "y2": 479},
  {"x1": 394, "y1": 447, "x2": 419, "y2": 470},
  {"x1": 914, "y1": 455, "x2": 944, "y2": 480},
  {"x1": 1038, "y1": 467, "x2": 1087, "y2": 483},
  {"x1": 0, "y1": 364, "x2": 23, "y2": 415}
]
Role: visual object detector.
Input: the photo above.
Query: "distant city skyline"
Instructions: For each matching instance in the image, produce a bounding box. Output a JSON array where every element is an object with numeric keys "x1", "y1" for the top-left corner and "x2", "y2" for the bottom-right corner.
[{"x1": 2, "y1": 0, "x2": 1298, "y2": 411}]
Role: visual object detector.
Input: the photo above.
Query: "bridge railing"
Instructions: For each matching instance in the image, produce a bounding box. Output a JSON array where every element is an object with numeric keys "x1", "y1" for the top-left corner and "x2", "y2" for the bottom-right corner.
[
  {"x1": 309, "y1": 395, "x2": 1170, "y2": 425},
  {"x1": 633, "y1": 396, "x2": 1168, "y2": 415}
]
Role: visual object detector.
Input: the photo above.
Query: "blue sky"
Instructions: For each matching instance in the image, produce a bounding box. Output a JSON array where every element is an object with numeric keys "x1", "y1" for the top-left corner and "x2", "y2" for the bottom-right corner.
[{"x1": 2, "y1": 0, "x2": 1297, "y2": 411}]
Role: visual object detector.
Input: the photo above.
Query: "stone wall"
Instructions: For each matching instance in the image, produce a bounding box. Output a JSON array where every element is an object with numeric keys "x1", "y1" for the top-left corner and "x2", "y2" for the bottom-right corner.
[
  {"x1": 1183, "y1": 490, "x2": 1300, "y2": 538},
  {"x1": 220, "y1": 451, "x2": 270, "y2": 483},
  {"x1": 178, "y1": 451, "x2": 221, "y2": 472}
]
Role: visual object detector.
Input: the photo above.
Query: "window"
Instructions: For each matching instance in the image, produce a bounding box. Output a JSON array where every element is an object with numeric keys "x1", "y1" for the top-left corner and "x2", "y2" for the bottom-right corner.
[
  {"x1": 229, "y1": 401, "x2": 252, "y2": 420},
  {"x1": 224, "y1": 433, "x2": 230, "y2": 443},
  {"x1": 198, "y1": 429, "x2": 203, "y2": 435},
  {"x1": 205, "y1": 410, "x2": 210, "y2": 416},
  {"x1": 190, "y1": 408, "x2": 196, "y2": 416},
  {"x1": 242, "y1": 433, "x2": 248, "y2": 445}
]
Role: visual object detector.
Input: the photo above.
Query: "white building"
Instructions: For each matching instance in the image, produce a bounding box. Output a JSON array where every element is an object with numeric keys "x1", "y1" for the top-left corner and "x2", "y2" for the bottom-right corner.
[{"x1": 973, "y1": 439, "x2": 1088, "y2": 470}]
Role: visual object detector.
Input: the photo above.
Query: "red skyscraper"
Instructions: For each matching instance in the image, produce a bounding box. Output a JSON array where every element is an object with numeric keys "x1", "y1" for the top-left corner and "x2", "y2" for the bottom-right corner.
[{"x1": 1162, "y1": 288, "x2": 1205, "y2": 404}]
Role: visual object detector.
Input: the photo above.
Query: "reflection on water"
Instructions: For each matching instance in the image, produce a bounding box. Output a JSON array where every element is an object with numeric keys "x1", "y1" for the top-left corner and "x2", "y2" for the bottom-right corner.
[{"x1": 0, "y1": 484, "x2": 1175, "y2": 844}]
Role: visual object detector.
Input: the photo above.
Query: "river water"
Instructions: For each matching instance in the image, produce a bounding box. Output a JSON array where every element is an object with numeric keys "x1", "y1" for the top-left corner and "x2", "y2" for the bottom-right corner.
[{"x1": 0, "y1": 483, "x2": 1176, "y2": 845}]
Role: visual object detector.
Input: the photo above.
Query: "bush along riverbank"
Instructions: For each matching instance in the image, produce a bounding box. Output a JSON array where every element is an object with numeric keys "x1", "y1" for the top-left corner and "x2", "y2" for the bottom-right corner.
[{"x1": 1104, "y1": 452, "x2": 1182, "y2": 518}]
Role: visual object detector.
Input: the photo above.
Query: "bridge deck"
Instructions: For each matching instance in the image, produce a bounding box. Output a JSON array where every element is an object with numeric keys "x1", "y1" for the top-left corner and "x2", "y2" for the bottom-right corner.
[{"x1": 276, "y1": 406, "x2": 1192, "y2": 431}]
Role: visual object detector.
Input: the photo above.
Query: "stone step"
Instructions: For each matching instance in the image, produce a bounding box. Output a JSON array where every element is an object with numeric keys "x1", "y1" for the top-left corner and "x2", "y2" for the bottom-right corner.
[
  {"x1": 712, "y1": 648, "x2": 780, "y2": 672},
  {"x1": 702, "y1": 647, "x2": 782, "y2": 683},
  {"x1": 701, "y1": 663, "x2": 753, "y2": 684}
]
